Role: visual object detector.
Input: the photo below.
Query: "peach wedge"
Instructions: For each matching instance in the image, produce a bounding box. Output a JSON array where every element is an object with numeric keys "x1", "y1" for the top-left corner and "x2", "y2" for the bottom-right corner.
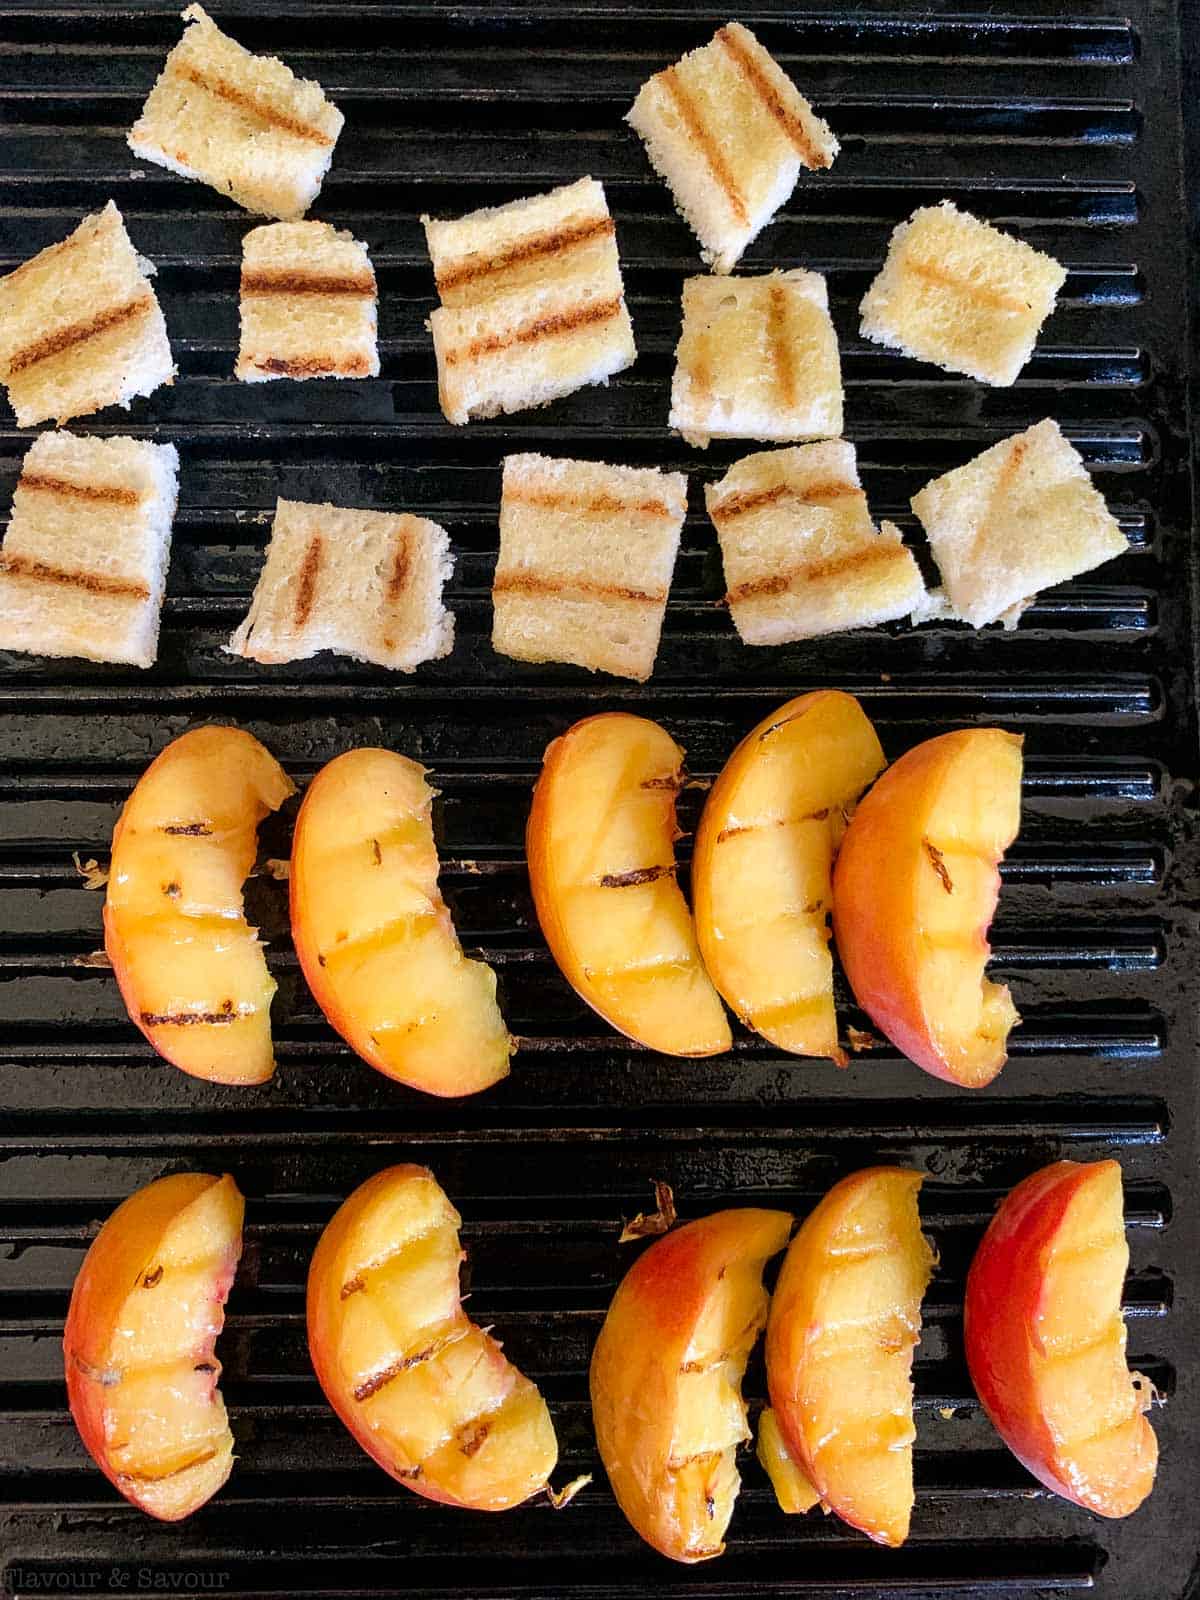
[
  {"x1": 307, "y1": 1164, "x2": 557, "y2": 1510},
  {"x1": 527, "y1": 713, "x2": 731, "y2": 1056},
  {"x1": 290, "y1": 749, "x2": 512, "y2": 1097},
  {"x1": 64, "y1": 1172, "x2": 244, "y2": 1520},
  {"x1": 104, "y1": 726, "x2": 295, "y2": 1084},
  {"x1": 693, "y1": 690, "x2": 885, "y2": 1063}
]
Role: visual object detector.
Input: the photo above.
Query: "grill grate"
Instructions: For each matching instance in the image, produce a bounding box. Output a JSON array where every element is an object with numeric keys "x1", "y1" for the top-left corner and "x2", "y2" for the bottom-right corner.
[{"x1": 1, "y1": 2, "x2": 1199, "y2": 1597}]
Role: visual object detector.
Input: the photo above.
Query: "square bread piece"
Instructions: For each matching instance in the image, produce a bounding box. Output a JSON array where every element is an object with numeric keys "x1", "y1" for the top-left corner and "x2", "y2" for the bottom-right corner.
[
  {"x1": 492, "y1": 453, "x2": 687, "y2": 682},
  {"x1": 707, "y1": 440, "x2": 927, "y2": 645},
  {"x1": 128, "y1": 4, "x2": 344, "y2": 220},
  {"x1": 227, "y1": 499, "x2": 454, "y2": 672},
  {"x1": 0, "y1": 201, "x2": 174, "y2": 429},
  {"x1": 910, "y1": 419, "x2": 1129, "y2": 628},
  {"x1": 670, "y1": 269, "x2": 842, "y2": 448},
  {"x1": 236, "y1": 221, "x2": 379, "y2": 382},
  {"x1": 859, "y1": 201, "x2": 1067, "y2": 386},
  {"x1": 627, "y1": 21, "x2": 838, "y2": 273},
  {"x1": 0, "y1": 431, "x2": 178, "y2": 668},
  {"x1": 423, "y1": 177, "x2": 636, "y2": 426}
]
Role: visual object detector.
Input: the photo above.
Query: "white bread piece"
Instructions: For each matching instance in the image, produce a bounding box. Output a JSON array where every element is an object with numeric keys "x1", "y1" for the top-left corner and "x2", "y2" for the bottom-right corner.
[
  {"x1": 0, "y1": 202, "x2": 174, "y2": 429},
  {"x1": 706, "y1": 440, "x2": 927, "y2": 644},
  {"x1": 236, "y1": 221, "x2": 378, "y2": 382},
  {"x1": 0, "y1": 430, "x2": 178, "y2": 668},
  {"x1": 910, "y1": 419, "x2": 1129, "y2": 628},
  {"x1": 670, "y1": 269, "x2": 842, "y2": 448},
  {"x1": 627, "y1": 21, "x2": 838, "y2": 274},
  {"x1": 492, "y1": 453, "x2": 687, "y2": 681},
  {"x1": 422, "y1": 177, "x2": 636, "y2": 425},
  {"x1": 128, "y1": 4, "x2": 344, "y2": 220},
  {"x1": 859, "y1": 201, "x2": 1067, "y2": 386},
  {"x1": 228, "y1": 499, "x2": 454, "y2": 671}
]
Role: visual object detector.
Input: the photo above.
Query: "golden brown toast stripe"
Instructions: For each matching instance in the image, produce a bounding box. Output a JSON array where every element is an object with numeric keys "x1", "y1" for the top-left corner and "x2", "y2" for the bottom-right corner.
[
  {"x1": 711, "y1": 479, "x2": 865, "y2": 521},
  {"x1": 493, "y1": 571, "x2": 667, "y2": 605},
  {"x1": 714, "y1": 25, "x2": 833, "y2": 170},
  {"x1": 905, "y1": 257, "x2": 1034, "y2": 315},
  {"x1": 434, "y1": 216, "x2": 615, "y2": 296},
  {"x1": 0, "y1": 553, "x2": 150, "y2": 602},
  {"x1": 171, "y1": 62, "x2": 337, "y2": 146},
  {"x1": 379, "y1": 529, "x2": 413, "y2": 654},
  {"x1": 505, "y1": 486, "x2": 677, "y2": 520},
  {"x1": 442, "y1": 295, "x2": 625, "y2": 366},
  {"x1": 960, "y1": 432, "x2": 1030, "y2": 579},
  {"x1": 240, "y1": 271, "x2": 376, "y2": 297},
  {"x1": 17, "y1": 473, "x2": 144, "y2": 508},
  {"x1": 242, "y1": 355, "x2": 374, "y2": 378},
  {"x1": 5, "y1": 295, "x2": 155, "y2": 376},
  {"x1": 294, "y1": 536, "x2": 323, "y2": 627},
  {"x1": 726, "y1": 543, "x2": 908, "y2": 602},
  {"x1": 657, "y1": 66, "x2": 749, "y2": 228},
  {"x1": 768, "y1": 283, "x2": 797, "y2": 411}
]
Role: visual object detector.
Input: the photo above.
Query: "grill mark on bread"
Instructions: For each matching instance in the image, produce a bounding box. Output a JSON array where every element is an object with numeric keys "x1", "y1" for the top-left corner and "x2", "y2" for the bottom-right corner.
[
  {"x1": 385, "y1": 530, "x2": 411, "y2": 605},
  {"x1": 657, "y1": 67, "x2": 749, "y2": 228},
  {"x1": 599, "y1": 863, "x2": 674, "y2": 888},
  {"x1": 141, "y1": 1000, "x2": 238, "y2": 1028},
  {"x1": 726, "y1": 544, "x2": 906, "y2": 603},
  {"x1": 711, "y1": 479, "x2": 865, "y2": 521},
  {"x1": 435, "y1": 216, "x2": 615, "y2": 295},
  {"x1": 240, "y1": 271, "x2": 376, "y2": 297},
  {"x1": 17, "y1": 473, "x2": 144, "y2": 508},
  {"x1": 905, "y1": 257, "x2": 1033, "y2": 314},
  {"x1": 767, "y1": 284, "x2": 797, "y2": 411},
  {"x1": 294, "y1": 536, "x2": 323, "y2": 627},
  {"x1": 959, "y1": 434, "x2": 1030, "y2": 584},
  {"x1": 505, "y1": 486, "x2": 676, "y2": 520},
  {"x1": 493, "y1": 571, "x2": 666, "y2": 605},
  {"x1": 715, "y1": 24, "x2": 832, "y2": 169},
  {"x1": 443, "y1": 295, "x2": 624, "y2": 366},
  {"x1": 0, "y1": 554, "x2": 150, "y2": 602},
  {"x1": 173, "y1": 62, "x2": 337, "y2": 146},
  {"x1": 244, "y1": 354, "x2": 373, "y2": 378},
  {"x1": 6, "y1": 295, "x2": 153, "y2": 375}
]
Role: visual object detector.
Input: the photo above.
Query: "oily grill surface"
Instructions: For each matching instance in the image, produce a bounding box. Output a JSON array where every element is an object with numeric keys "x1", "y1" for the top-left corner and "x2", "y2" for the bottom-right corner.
[{"x1": 1, "y1": 3, "x2": 1198, "y2": 1597}]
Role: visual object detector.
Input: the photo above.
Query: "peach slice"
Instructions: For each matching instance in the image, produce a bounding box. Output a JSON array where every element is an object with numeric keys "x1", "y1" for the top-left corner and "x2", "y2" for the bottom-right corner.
[
  {"x1": 832, "y1": 728, "x2": 1023, "y2": 1086},
  {"x1": 64, "y1": 1172, "x2": 244, "y2": 1520},
  {"x1": 307, "y1": 1164, "x2": 557, "y2": 1510},
  {"x1": 964, "y1": 1159, "x2": 1157, "y2": 1517},
  {"x1": 756, "y1": 1407, "x2": 820, "y2": 1514},
  {"x1": 527, "y1": 713, "x2": 731, "y2": 1056},
  {"x1": 590, "y1": 1207, "x2": 792, "y2": 1562},
  {"x1": 765, "y1": 1167, "x2": 935, "y2": 1547},
  {"x1": 693, "y1": 690, "x2": 885, "y2": 1063},
  {"x1": 104, "y1": 725, "x2": 294, "y2": 1085},
  {"x1": 290, "y1": 749, "x2": 512, "y2": 1097}
]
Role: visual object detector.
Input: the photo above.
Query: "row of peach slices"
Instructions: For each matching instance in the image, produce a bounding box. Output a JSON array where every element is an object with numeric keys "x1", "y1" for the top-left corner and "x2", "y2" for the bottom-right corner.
[
  {"x1": 65, "y1": 1160, "x2": 1158, "y2": 1549},
  {"x1": 102, "y1": 693, "x2": 1023, "y2": 1093}
]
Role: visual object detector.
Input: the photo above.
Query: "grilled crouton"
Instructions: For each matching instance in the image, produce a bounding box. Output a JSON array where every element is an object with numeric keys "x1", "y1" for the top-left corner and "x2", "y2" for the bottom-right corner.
[
  {"x1": 227, "y1": 499, "x2": 455, "y2": 671},
  {"x1": 707, "y1": 441, "x2": 927, "y2": 644},
  {"x1": 910, "y1": 419, "x2": 1129, "y2": 627},
  {"x1": 859, "y1": 201, "x2": 1067, "y2": 386},
  {"x1": 423, "y1": 177, "x2": 636, "y2": 425},
  {"x1": 0, "y1": 431, "x2": 178, "y2": 668},
  {"x1": 236, "y1": 221, "x2": 378, "y2": 382},
  {"x1": 492, "y1": 453, "x2": 687, "y2": 681},
  {"x1": 128, "y1": 4, "x2": 344, "y2": 220},
  {"x1": 627, "y1": 21, "x2": 839, "y2": 273},
  {"x1": 0, "y1": 201, "x2": 174, "y2": 429},
  {"x1": 670, "y1": 269, "x2": 842, "y2": 448}
]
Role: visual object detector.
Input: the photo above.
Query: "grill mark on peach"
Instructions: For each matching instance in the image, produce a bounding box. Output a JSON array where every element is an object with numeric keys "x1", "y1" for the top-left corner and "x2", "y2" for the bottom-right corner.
[
  {"x1": 162, "y1": 821, "x2": 213, "y2": 837},
  {"x1": 924, "y1": 838, "x2": 954, "y2": 893},
  {"x1": 505, "y1": 486, "x2": 676, "y2": 520},
  {"x1": 353, "y1": 1343, "x2": 439, "y2": 1401},
  {"x1": 905, "y1": 256, "x2": 1033, "y2": 314},
  {"x1": 711, "y1": 479, "x2": 864, "y2": 522},
  {"x1": 726, "y1": 544, "x2": 906, "y2": 604},
  {"x1": 435, "y1": 215, "x2": 615, "y2": 294},
  {"x1": 715, "y1": 808, "x2": 829, "y2": 843},
  {"x1": 458, "y1": 1419, "x2": 490, "y2": 1457},
  {"x1": 244, "y1": 354, "x2": 373, "y2": 378},
  {"x1": 240, "y1": 271, "x2": 376, "y2": 297},
  {"x1": 117, "y1": 1448, "x2": 220, "y2": 1485},
  {"x1": 641, "y1": 772, "x2": 684, "y2": 791},
  {"x1": 141, "y1": 1000, "x2": 237, "y2": 1027},
  {"x1": 493, "y1": 571, "x2": 666, "y2": 604},
  {"x1": 715, "y1": 24, "x2": 832, "y2": 168},
  {"x1": 0, "y1": 554, "x2": 150, "y2": 602},
  {"x1": 7, "y1": 295, "x2": 153, "y2": 375},
  {"x1": 172, "y1": 63, "x2": 337, "y2": 145},
  {"x1": 599, "y1": 863, "x2": 674, "y2": 888},
  {"x1": 18, "y1": 473, "x2": 144, "y2": 507},
  {"x1": 294, "y1": 535, "x2": 322, "y2": 627},
  {"x1": 658, "y1": 67, "x2": 748, "y2": 228},
  {"x1": 141, "y1": 1265, "x2": 164, "y2": 1288},
  {"x1": 443, "y1": 295, "x2": 624, "y2": 366}
]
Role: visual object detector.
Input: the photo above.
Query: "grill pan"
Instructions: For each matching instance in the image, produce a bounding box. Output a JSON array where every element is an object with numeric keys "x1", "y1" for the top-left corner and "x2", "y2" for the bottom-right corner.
[{"x1": 1, "y1": 1, "x2": 1199, "y2": 1596}]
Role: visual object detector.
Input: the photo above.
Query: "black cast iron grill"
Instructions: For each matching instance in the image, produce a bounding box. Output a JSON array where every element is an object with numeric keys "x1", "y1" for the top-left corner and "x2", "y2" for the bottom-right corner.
[{"x1": 0, "y1": 3, "x2": 1197, "y2": 1597}]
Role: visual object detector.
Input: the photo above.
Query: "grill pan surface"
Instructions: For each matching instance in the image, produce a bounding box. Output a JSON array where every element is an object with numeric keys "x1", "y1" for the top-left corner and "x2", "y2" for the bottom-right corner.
[{"x1": 2, "y1": 1, "x2": 1199, "y2": 1596}]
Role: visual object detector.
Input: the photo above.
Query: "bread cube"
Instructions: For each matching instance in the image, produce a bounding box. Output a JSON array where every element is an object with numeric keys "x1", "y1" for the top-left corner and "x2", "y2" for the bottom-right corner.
[
  {"x1": 627, "y1": 22, "x2": 838, "y2": 273},
  {"x1": 670, "y1": 269, "x2": 842, "y2": 448},
  {"x1": 910, "y1": 419, "x2": 1129, "y2": 627},
  {"x1": 423, "y1": 177, "x2": 636, "y2": 425},
  {"x1": 0, "y1": 431, "x2": 178, "y2": 668},
  {"x1": 706, "y1": 441, "x2": 927, "y2": 644},
  {"x1": 492, "y1": 454, "x2": 687, "y2": 681},
  {"x1": 859, "y1": 201, "x2": 1067, "y2": 386},
  {"x1": 236, "y1": 221, "x2": 378, "y2": 382},
  {"x1": 128, "y1": 4, "x2": 344, "y2": 220},
  {"x1": 0, "y1": 202, "x2": 174, "y2": 429},
  {"x1": 228, "y1": 500, "x2": 455, "y2": 671}
]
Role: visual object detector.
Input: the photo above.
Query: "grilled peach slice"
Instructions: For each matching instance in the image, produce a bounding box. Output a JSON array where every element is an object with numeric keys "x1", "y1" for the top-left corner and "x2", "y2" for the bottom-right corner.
[
  {"x1": 307, "y1": 1164, "x2": 557, "y2": 1510},
  {"x1": 527, "y1": 713, "x2": 731, "y2": 1056},
  {"x1": 693, "y1": 690, "x2": 884, "y2": 1063},
  {"x1": 757, "y1": 1408, "x2": 820, "y2": 1514},
  {"x1": 64, "y1": 1173, "x2": 244, "y2": 1520},
  {"x1": 832, "y1": 728, "x2": 1023, "y2": 1087},
  {"x1": 964, "y1": 1159, "x2": 1157, "y2": 1517},
  {"x1": 104, "y1": 726, "x2": 294, "y2": 1084},
  {"x1": 290, "y1": 749, "x2": 512, "y2": 1097},
  {"x1": 765, "y1": 1167, "x2": 934, "y2": 1547},
  {"x1": 590, "y1": 1207, "x2": 792, "y2": 1562}
]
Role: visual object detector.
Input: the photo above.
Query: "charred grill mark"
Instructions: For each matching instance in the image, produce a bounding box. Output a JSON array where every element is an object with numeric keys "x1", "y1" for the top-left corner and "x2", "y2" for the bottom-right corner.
[
  {"x1": 354, "y1": 1344, "x2": 438, "y2": 1401},
  {"x1": 505, "y1": 486, "x2": 675, "y2": 520},
  {"x1": 294, "y1": 535, "x2": 322, "y2": 628},
  {"x1": 162, "y1": 822, "x2": 213, "y2": 837},
  {"x1": 340, "y1": 1275, "x2": 365, "y2": 1299},
  {"x1": 925, "y1": 839, "x2": 954, "y2": 893},
  {"x1": 395, "y1": 1464, "x2": 422, "y2": 1481},
  {"x1": 17, "y1": 473, "x2": 143, "y2": 507},
  {"x1": 706, "y1": 1493, "x2": 716, "y2": 1519},
  {"x1": 435, "y1": 216, "x2": 615, "y2": 294},
  {"x1": 0, "y1": 554, "x2": 150, "y2": 603},
  {"x1": 642, "y1": 772, "x2": 684, "y2": 791},
  {"x1": 141, "y1": 1265, "x2": 163, "y2": 1288},
  {"x1": 164, "y1": 882, "x2": 181, "y2": 899},
  {"x1": 385, "y1": 532, "x2": 411, "y2": 606},
  {"x1": 711, "y1": 479, "x2": 864, "y2": 522},
  {"x1": 767, "y1": 284, "x2": 797, "y2": 411},
  {"x1": 173, "y1": 63, "x2": 337, "y2": 145},
  {"x1": 658, "y1": 67, "x2": 748, "y2": 228},
  {"x1": 444, "y1": 295, "x2": 624, "y2": 366},
  {"x1": 715, "y1": 24, "x2": 832, "y2": 168},
  {"x1": 906, "y1": 257, "x2": 1033, "y2": 314},
  {"x1": 245, "y1": 355, "x2": 372, "y2": 377},
  {"x1": 241, "y1": 271, "x2": 376, "y2": 297},
  {"x1": 458, "y1": 1420, "x2": 490, "y2": 1458},
  {"x1": 715, "y1": 808, "x2": 828, "y2": 843},
  {"x1": 371, "y1": 838, "x2": 383, "y2": 866},
  {"x1": 117, "y1": 1448, "x2": 219, "y2": 1485},
  {"x1": 493, "y1": 571, "x2": 666, "y2": 605},
  {"x1": 7, "y1": 295, "x2": 153, "y2": 375},
  {"x1": 599, "y1": 864, "x2": 674, "y2": 888},
  {"x1": 726, "y1": 544, "x2": 906, "y2": 604},
  {"x1": 141, "y1": 999, "x2": 237, "y2": 1027}
]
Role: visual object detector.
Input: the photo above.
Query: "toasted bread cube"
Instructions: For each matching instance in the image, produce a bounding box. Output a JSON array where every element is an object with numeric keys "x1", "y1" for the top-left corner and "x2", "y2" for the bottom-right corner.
[
  {"x1": 128, "y1": 4, "x2": 344, "y2": 220},
  {"x1": 423, "y1": 178, "x2": 636, "y2": 426},
  {"x1": 228, "y1": 500, "x2": 455, "y2": 672},
  {"x1": 236, "y1": 221, "x2": 378, "y2": 382},
  {"x1": 0, "y1": 431, "x2": 178, "y2": 668},
  {"x1": 859, "y1": 202, "x2": 1067, "y2": 386},
  {"x1": 707, "y1": 441, "x2": 927, "y2": 645},
  {"x1": 910, "y1": 420, "x2": 1129, "y2": 627},
  {"x1": 0, "y1": 202, "x2": 174, "y2": 429},
  {"x1": 671, "y1": 270, "x2": 842, "y2": 448},
  {"x1": 492, "y1": 454, "x2": 687, "y2": 682},
  {"x1": 627, "y1": 22, "x2": 838, "y2": 274}
]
